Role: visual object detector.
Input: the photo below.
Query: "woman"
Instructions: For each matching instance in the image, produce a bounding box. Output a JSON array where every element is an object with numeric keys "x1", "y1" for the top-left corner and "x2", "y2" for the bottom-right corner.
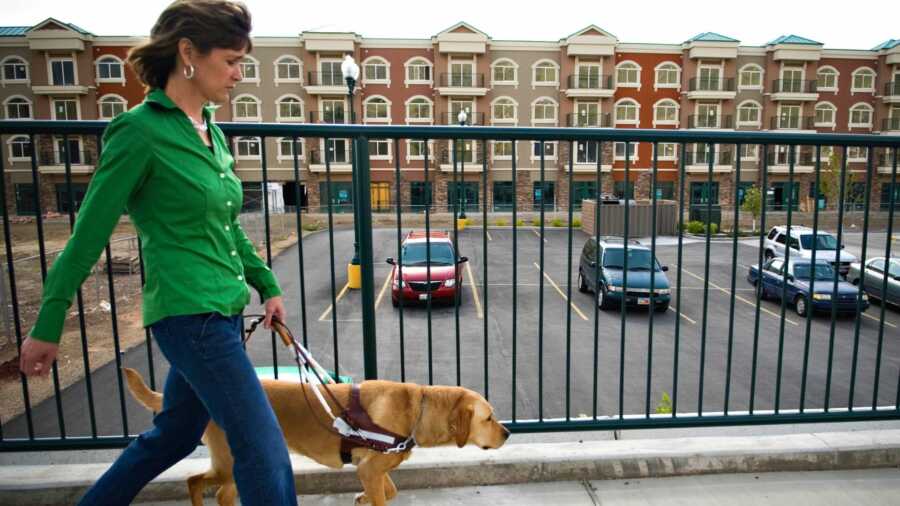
[{"x1": 18, "y1": 1, "x2": 298, "y2": 504}]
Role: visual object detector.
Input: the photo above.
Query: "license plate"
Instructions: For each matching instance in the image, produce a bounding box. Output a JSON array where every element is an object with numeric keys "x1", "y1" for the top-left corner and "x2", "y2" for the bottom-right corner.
[
  {"x1": 419, "y1": 294, "x2": 429, "y2": 301},
  {"x1": 637, "y1": 298, "x2": 650, "y2": 305}
]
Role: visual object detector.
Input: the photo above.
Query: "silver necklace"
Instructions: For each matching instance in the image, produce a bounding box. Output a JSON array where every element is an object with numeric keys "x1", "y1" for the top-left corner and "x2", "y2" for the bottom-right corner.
[{"x1": 188, "y1": 114, "x2": 208, "y2": 133}]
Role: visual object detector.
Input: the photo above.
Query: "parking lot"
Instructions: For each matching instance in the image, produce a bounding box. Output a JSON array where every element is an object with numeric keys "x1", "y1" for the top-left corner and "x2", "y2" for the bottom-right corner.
[{"x1": 4, "y1": 224, "x2": 899, "y2": 439}]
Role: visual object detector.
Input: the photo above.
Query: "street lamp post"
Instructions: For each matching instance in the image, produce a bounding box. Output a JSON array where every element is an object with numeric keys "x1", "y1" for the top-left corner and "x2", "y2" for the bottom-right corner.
[
  {"x1": 457, "y1": 109, "x2": 468, "y2": 229},
  {"x1": 342, "y1": 54, "x2": 362, "y2": 289}
]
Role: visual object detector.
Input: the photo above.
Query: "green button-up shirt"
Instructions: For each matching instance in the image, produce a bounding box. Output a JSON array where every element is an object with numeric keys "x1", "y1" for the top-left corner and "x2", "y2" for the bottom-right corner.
[{"x1": 30, "y1": 89, "x2": 281, "y2": 344}]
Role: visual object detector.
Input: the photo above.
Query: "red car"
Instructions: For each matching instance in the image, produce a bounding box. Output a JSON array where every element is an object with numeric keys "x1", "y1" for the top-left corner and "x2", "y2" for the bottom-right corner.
[{"x1": 387, "y1": 231, "x2": 468, "y2": 307}]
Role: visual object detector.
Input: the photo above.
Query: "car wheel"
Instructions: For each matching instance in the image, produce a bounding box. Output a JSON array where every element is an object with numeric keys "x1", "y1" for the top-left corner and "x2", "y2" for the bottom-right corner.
[
  {"x1": 598, "y1": 284, "x2": 614, "y2": 310},
  {"x1": 756, "y1": 282, "x2": 767, "y2": 300},
  {"x1": 764, "y1": 250, "x2": 774, "y2": 261},
  {"x1": 578, "y1": 272, "x2": 589, "y2": 293},
  {"x1": 654, "y1": 301, "x2": 670, "y2": 313},
  {"x1": 392, "y1": 297, "x2": 399, "y2": 308},
  {"x1": 850, "y1": 278, "x2": 860, "y2": 286},
  {"x1": 795, "y1": 295, "x2": 808, "y2": 317}
]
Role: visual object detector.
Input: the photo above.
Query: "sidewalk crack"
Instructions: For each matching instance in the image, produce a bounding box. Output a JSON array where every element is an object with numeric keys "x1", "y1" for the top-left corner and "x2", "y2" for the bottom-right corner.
[{"x1": 580, "y1": 479, "x2": 601, "y2": 506}]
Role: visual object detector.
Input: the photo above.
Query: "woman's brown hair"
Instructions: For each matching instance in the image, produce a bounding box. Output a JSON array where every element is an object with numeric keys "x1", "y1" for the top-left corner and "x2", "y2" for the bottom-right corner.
[{"x1": 127, "y1": 0, "x2": 252, "y2": 90}]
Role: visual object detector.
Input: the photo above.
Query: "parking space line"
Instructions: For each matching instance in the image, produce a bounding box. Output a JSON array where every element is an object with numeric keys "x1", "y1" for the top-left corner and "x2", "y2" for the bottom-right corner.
[
  {"x1": 374, "y1": 269, "x2": 393, "y2": 309},
  {"x1": 317, "y1": 282, "x2": 350, "y2": 321},
  {"x1": 486, "y1": 230, "x2": 493, "y2": 241},
  {"x1": 668, "y1": 305, "x2": 697, "y2": 324},
  {"x1": 862, "y1": 312, "x2": 898, "y2": 329},
  {"x1": 674, "y1": 265, "x2": 799, "y2": 326},
  {"x1": 531, "y1": 228, "x2": 548, "y2": 242},
  {"x1": 465, "y1": 261, "x2": 484, "y2": 319},
  {"x1": 532, "y1": 262, "x2": 589, "y2": 321}
]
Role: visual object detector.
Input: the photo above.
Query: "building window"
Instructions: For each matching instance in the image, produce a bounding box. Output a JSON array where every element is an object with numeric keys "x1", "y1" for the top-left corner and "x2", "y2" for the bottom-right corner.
[
  {"x1": 52, "y1": 99, "x2": 78, "y2": 120},
  {"x1": 406, "y1": 97, "x2": 432, "y2": 122},
  {"x1": 275, "y1": 56, "x2": 302, "y2": 82},
  {"x1": 817, "y1": 67, "x2": 838, "y2": 91},
  {"x1": 234, "y1": 137, "x2": 261, "y2": 159},
  {"x1": 654, "y1": 143, "x2": 678, "y2": 160},
  {"x1": 614, "y1": 99, "x2": 639, "y2": 125},
  {"x1": 655, "y1": 63, "x2": 679, "y2": 88},
  {"x1": 240, "y1": 57, "x2": 259, "y2": 81},
  {"x1": 690, "y1": 182, "x2": 719, "y2": 206},
  {"x1": 5, "y1": 96, "x2": 32, "y2": 119},
  {"x1": 363, "y1": 58, "x2": 389, "y2": 83},
  {"x1": 614, "y1": 181, "x2": 635, "y2": 200},
  {"x1": 2, "y1": 57, "x2": 28, "y2": 82},
  {"x1": 492, "y1": 97, "x2": 516, "y2": 122},
  {"x1": 325, "y1": 138, "x2": 350, "y2": 163},
  {"x1": 15, "y1": 183, "x2": 37, "y2": 215},
  {"x1": 533, "y1": 61, "x2": 558, "y2": 85},
  {"x1": 53, "y1": 137, "x2": 82, "y2": 164},
  {"x1": 532, "y1": 141, "x2": 557, "y2": 160},
  {"x1": 614, "y1": 142, "x2": 638, "y2": 161},
  {"x1": 532, "y1": 98, "x2": 556, "y2": 123},
  {"x1": 777, "y1": 104, "x2": 801, "y2": 129},
  {"x1": 493, "y1": 140, "x2": 513, "y2": 160},
  {"x1": 368, "y1": 139, "x2": 391, "y2": 159},
  {"x1": 233, "y1": 95, "x2": 261, "y2": 121},
  {"x1": 739, "y1": 64, "x2": 763, "y2": 89},
  {"x1": 8, "y1": 135, "x2": 32, "y2": 160},
  {"x1": 410, "y1": 181, "x2": 432, "y2": 210},
  {"x1": 492, "y1": 59, "x2": 517, "y2": 85},
  {"x1": 276, "y1": 96, "x2": 303, "y2": 122},
  {"x1": 653, "y1": 100, "x2": 678, "y2": 124},
  {"x1": 321, "y1": 99, "x2": 345, "y2": 123},
  {"x1": 55, "y1": 183, "x2": 87, "y2": 213},
  {"x1": 849, "y1": 103, "x2": 873, "y2": 127},
  {"x1": 571, "y1": 181, "x2": 598, "y2": 209},
  {"x1": 405, "y1": 58, "x2": 431, "y2": 83},
  {"x1": 696, "y1": 102, "x2": 721, "y2": 128},
  {"x1": 50, "y1": 58, "x2": 75, "y2": 86},
  {"x1": 740, "y1": 144, "x2": 759, "y2": 161},
  {"x1": 407, "y1": 139, "x2": 433, "y2": 159},
  {"x1": 737, "y1": 101, "x2": 761, "y2": 126},
  {"x1": 851, "y1": 68, "x2": 875, "y2": 92},
  {"x1": 815, "y1": 102, "x2": 836, "y2": 127},
  {"x1": 847, "y1": 146, "x2": 868, "y2": 162},
  {"x1": 492, "y1": 181, "x2": 514, "y2": 211},
  {"x1": 533, "y1": 181, "x2": 555, "y2": 210},
  {"x1": 98, "y1": 95, "x2": 126, "y2": 119},
  {"x1": 616, "y1": 61, "x2": 640, "y2": 87},
  {"x1": 96, "y1": 56, "x2": 123, "y2": 82},
  {"x1": 881, "y1": 183, "x2": 900, "y2": 210},
  {"x1": 364, "y1": 97, "x2": 390, "y2": 121},
  {"x1": 277, "y1": 138, "x2": 303, "y2": 159},
  {"x1": 575, "y1": 141, "x2": 599, "y2": 164}
]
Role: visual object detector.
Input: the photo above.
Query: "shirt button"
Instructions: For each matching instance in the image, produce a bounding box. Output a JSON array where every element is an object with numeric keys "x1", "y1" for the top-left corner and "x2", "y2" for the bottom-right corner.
[
  {"x1": 219, "y1": 173, "x2": 225, "y2": 178},
  {"x1": 225, "y1": 225, "x2": 230, "y2": 231},
  {"x1": 226, "y1": 201, "x2": 232, "y2": 207},
  {"x1": 237, "y1": 275, "x2": 243, "y2": 281},
  {"x1": 231, "y1": 250, "x2": 237, "y2": 256}
]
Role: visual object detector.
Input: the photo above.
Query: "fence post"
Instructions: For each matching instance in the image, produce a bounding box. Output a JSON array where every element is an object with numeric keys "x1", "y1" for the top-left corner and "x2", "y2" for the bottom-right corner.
[{"x1": 354, "y1": 135, "x2": 378, "y2": 379}]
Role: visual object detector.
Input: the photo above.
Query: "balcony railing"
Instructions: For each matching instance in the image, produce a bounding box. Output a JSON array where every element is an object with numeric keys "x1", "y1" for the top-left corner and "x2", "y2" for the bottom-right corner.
[
  {"x1": 308, "y1": 149, "x2": 352, "y2": 165},
  {"x1": 39, "y1": 150, "x2": 95, "y2": 166},
  {"x1": 439, "y1": 73, "x2": 485, "y2": 88},
  {"x1": 440, "y1": 112, "x2": 485, "y2": 126},
  {"x1": 884, "y1": 81, "x2": 900, "y2": 96},
  {"x1": 883, "y1": 117, "x2": 900, "y2": 131},
  {"x1": 766, "y1": 152, "x2": 817, "y2": 165},
  {"x1": 688, "y1": 115, "x2": 733, "y2": 129},
  {"x1": 306, "y1": 71, "x2": 344, "y2": 87},
  {"x1": 770, "y1": 116, "x2": 815, "y2": 130},
  {"x1": 688, "y1": 77, "x2": 736, "y2": 92},
  {"x1": 567, "y1": 113, "x2": 612, "y2": 127},
  {"x1": 308, "y1": 111, "x2": 349, "y2": 124},
  {"x1": 684, "y1": 150, "x2": 734, "y2": 165},
  {"x1": 772, "y1": 79, "x2": 818, "y2": 94},
  {"x1": 566, "y1": 74, "x2": 613, "y2": 90}
]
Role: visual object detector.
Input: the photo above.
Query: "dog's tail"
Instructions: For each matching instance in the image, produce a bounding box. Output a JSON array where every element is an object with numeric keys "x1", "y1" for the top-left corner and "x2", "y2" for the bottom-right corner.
[{"x1": 123, "y1": 367, "x2": 163, "y2": 412}]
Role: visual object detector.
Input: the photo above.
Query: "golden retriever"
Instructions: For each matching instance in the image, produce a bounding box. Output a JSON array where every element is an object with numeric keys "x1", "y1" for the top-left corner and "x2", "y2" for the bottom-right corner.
[{"x1": 123, "y1": 367, "x2": 509, "y2": 505}]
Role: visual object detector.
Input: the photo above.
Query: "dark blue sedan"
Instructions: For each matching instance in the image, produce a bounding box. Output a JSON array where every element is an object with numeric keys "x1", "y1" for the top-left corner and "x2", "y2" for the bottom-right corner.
[{"x1": 747, "y1": 258, "x2": 869, "y2": 317}]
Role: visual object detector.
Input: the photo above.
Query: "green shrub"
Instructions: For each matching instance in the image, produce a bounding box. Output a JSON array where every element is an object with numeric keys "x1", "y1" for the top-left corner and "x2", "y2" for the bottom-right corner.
[
  {"x1": 531, "y1": 217, "x2": 542, "y2": 226},
  {"x1": 495, "y1": 218, "x2": 509, "y2": 226},
  {"x1": 709, "y1": 223, "x2": 719, "y2": 234},
  {"x1": 687, "y1": 221, "x2": 705, "y2": 234},
  {"x1": 655, "y1": 392, "x2": 673, "y2": 414},
  {"x1": 302, "y1": 222, "x2": 320, "y2": 232},
  {"x1": 572, "y1": 218, "x2": 582, "y2": 228},
  {"x1": 515, "y1": 219, "x2": 525, "y2": 227},
  {"x1": 550, "y1": 217, "x2": 565, "y2": 227}
]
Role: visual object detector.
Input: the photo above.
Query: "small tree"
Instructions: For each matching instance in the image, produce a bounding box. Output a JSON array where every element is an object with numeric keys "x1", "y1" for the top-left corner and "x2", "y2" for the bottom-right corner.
[
  {"x1": 741, "y1": 185, "x2": 762, "y2": 232},
  {"x1": 818, "y1": 149, "x2": 842, "y2": 210}
]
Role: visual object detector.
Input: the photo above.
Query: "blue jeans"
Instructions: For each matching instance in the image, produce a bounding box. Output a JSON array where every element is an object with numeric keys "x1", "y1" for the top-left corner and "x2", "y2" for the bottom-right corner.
[{"x1": 77, "y1": 312, "x2": 297, "y2": 506}]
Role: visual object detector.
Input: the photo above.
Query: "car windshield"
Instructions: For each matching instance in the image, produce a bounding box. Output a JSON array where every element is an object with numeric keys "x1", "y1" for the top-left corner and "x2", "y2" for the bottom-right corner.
[
  {"x1": 888, "y1": 260, "x2": 900, "y2": 278},
  {"x1": 401, "y1": 242, "x2": 455, "y2": 266},
  {"x1": 602, "y1": 248, "x2": 660, "y2": 271},
  {"x1": 799, "y1": 234, "x2": 838, "y2": 250},
  {"x1": 793, "y1": 263, "x2": 836, "y2": 281}
]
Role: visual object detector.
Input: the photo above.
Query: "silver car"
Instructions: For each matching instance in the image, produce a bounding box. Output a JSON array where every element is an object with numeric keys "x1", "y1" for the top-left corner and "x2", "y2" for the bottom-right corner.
[{"x1": 848, "y1": 257, "x2": 900, "y2": 307}]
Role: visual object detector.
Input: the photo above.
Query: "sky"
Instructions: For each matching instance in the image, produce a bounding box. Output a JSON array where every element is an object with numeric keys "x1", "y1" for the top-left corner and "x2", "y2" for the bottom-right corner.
[{"x1": 5, "y1": 0, "x2": 899, "y2": 50}]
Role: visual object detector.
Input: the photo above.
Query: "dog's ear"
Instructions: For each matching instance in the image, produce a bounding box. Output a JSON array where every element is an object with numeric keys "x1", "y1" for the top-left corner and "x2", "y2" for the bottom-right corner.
[{"x1": 454, "y1": 402, "x2": 473, "y2": 448}]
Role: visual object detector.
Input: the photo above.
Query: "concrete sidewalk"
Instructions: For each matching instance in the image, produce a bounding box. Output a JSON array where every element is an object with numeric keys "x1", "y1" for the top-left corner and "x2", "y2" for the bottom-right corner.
[
  {"x1": 3, "y1": 422, "x2": 900, "y2": 505},
  {"x1": 140, "y1": 469, "x2": 900, "y2": 505}
]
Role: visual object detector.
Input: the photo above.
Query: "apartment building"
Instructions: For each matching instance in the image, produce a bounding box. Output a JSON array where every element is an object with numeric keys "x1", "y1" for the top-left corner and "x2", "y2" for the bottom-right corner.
[{"x1": 2, "y1": 19, "x2": 898, "y2": 217}]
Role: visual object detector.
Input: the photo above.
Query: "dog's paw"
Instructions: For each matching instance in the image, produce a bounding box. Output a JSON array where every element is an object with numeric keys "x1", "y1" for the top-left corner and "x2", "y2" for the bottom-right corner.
[{"x1": 354, "y1": 492, "x2": 370, "y2": 505}]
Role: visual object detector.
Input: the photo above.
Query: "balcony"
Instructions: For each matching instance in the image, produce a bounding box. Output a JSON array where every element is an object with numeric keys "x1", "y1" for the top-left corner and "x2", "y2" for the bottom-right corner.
[
  {"x1": 684, "y1": 150, "x2": 734, "y2": 172},
  {"x1": 439, "y1": 146, "x2": 483, "y2": 172},
  {"x1": 37, "y1": 149, "x2": 96, "y2": 173},
  {"x1": 31, "y1": 84, "x2": 89, "y2": 96},
  {"x1": 566, "y1": 112, "x2": 612, "y2": 128},
  {"x1": 564, "y1": 74, "x2": 614, "y2": 98},
  {"x1": 770, "y1": 116, "x2": 815, "y2": 130},
  {"x1": 437, "y1": 73, "x2": 488, "y2": 96},
  {"x1": 688, "y1": 115, "x2": 733, "y2": 129},
  {"x1": 686, "y1": 77, "x2": 736, "y2": 100},
  {"x1": 884, "y1": 82, "x2": 900, "y2": 103},
  {"x1": 307, "y1": 111, "x2": 349, "y2": 124},
  {"x1": 304, "y1": 72, "x2": 345, "y2": 95},
  {"x1": 440, "y1": 112, "x2": 485, "y2": 126},
  {"x1": 883, "y1": 117, "x2": 900, "y2": 131},
  {"x1": 771, "y1": 79, "x2": 818, "y2": 101},
  {"x1": 308, "y1": 149, "x2": 352, "y2": 172}
]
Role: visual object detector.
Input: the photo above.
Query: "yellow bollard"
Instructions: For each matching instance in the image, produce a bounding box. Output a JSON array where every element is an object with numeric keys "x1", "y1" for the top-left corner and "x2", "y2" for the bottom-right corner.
[
  {"x1": 457, "y1": 218, "x2": 467, "y2": 232},
  {"x1": 347, "y1": 262, "x2": 361, "y2": 289}
]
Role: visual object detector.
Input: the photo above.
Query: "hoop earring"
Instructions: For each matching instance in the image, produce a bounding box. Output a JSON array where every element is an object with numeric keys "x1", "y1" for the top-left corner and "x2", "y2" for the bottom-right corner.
[{"x1": 183, "y1": 64, "x2": 195, "y2": 80}]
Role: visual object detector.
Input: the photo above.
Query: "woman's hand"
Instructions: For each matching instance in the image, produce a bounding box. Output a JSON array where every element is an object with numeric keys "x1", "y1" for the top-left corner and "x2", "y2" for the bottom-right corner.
[
  {"x1": 263, "y1": 295, "x2": 286, "y2": 330},
  {"x1": 19, "y1": 337, "x2": 59, "y2": 377}
]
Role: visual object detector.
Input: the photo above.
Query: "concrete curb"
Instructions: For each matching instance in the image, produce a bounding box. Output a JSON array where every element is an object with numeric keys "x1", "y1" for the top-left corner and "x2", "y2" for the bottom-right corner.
[{"x1": 2, "y1": 429, "x2": 900, "y2": 505}]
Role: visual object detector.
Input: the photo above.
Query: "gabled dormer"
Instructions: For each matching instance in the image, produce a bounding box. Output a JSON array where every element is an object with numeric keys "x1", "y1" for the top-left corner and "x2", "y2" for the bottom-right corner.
[
  {"x1": 560, "y1": 25, "x2": 618, "y2": 56},
  {"x1": 25, "y1": 17, "x2": 92, "y2": 51},
  {"x1": 432, "y1": 22, "x2": 489, "y2": 54},
  {"x1": 683, "y1": 32, "x2": 739, "y2": 59},
  {"x1": 766, "y1": 35, "x2": 823, "y2": 61},
  {"x1": 433, "y1": 22, "x2": 489, "y2": 96}
]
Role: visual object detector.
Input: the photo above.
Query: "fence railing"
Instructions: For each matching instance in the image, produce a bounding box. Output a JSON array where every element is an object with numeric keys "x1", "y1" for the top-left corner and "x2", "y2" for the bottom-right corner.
[{"x1": 0, "y1": 119, "x2": 898, "y2": 451}]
